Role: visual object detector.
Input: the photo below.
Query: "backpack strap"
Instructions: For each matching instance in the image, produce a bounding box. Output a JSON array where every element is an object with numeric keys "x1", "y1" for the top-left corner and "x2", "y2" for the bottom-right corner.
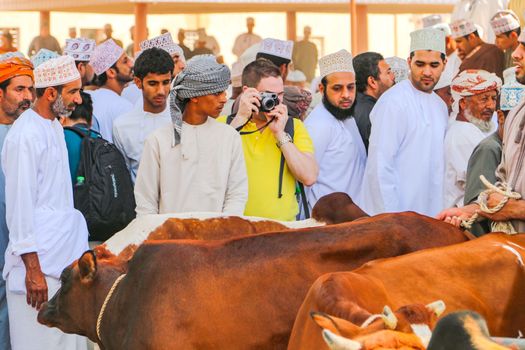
[
  {"x1": 64, "y1": 125, "x2": 101, "y2": 138},
  {"x1": 277, "y1": 118, "x2": 310, "y2": 219},
  {"x1": 277, "y1": 117, "x2": 295, "y2": 198}
]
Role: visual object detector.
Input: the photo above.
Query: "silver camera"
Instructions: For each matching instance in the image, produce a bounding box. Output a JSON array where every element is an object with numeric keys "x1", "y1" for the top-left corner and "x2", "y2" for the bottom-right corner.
[{"x1": 260, "y1": 92, "x2": 280, "y2": 112}]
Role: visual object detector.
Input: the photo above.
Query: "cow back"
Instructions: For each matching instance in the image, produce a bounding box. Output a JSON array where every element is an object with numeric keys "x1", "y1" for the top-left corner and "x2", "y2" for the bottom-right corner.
[{"x1": 101, "y1": 212, "x2": 468, "y2": 350}]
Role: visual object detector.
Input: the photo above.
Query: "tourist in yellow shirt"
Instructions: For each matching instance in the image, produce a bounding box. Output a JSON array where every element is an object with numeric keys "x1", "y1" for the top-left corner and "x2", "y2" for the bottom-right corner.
[{"x1": 219, "y1": 59, "x2": 318, "y2": 220}]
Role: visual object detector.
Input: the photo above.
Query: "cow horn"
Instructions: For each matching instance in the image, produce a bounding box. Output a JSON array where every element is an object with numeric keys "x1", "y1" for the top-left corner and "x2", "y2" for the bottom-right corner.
[
  {"x1": 322, "y1": 329, "x2": 362, "y2": 350},
  {"x1": 426, "y1": 300, "x2": 446, "y2": 317},
  {"x1": 381, "y1": 305, "x2": 398, "y2": 329}
]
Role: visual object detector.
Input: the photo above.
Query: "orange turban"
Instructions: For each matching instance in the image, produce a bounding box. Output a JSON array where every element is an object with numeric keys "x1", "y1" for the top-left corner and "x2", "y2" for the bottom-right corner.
[{"x1": 0, "y1": 57, "x2": 34, "y2": 85}]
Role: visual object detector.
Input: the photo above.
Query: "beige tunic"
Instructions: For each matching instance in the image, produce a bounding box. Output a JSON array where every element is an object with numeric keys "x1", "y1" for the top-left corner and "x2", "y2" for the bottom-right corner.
[
  {"x1": 497, "y1": 99, "x2": 525, "y2": 231},
  {"x1": 134, "y1": 117, "x2": 248, "y2": 216}
]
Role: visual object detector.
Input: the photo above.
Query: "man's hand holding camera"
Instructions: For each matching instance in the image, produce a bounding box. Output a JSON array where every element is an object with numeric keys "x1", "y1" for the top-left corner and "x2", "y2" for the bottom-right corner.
[
  {"x1": 267, "y1": 103, "x2": 289, "y2": 139},
  {"x1": 236, "y1": 88, "x2": 261, "y2": 122}
]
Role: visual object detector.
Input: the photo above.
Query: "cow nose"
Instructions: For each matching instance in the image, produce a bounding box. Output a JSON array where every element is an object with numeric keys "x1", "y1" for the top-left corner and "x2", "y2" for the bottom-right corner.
[{"x1": 37, "y1": 302, "x2": 56, "y2": 326}]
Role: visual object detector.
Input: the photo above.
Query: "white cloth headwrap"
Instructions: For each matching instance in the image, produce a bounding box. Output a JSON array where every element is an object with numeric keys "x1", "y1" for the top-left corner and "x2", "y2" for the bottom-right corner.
[
  {"x1": 169, "y1": 55, "x2": 230, "y2": 146},
  {"x1": 451, "y1": 69, "x2": 502, "y2": 115}
]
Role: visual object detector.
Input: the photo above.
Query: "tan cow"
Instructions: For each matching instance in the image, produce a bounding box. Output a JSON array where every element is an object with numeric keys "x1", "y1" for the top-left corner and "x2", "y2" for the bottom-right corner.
[{"x1": 288, "y1": 234, "x2": 525, "y2": 350}]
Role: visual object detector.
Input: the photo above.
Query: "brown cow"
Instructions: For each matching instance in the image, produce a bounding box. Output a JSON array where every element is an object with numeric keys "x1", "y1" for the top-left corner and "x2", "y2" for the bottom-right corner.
[
  {"x1": 38, "y1": 212, "x2": 469, "y2": 349},
  {"x1": 312, "y1": 192, "x2": 369, "y2": 224},
  {"x1": 112, "y1": 216, "x2": 291, "y2": 261},
  {"x1": 288, "y1": 234, "x2": 525, "y2": 350}
]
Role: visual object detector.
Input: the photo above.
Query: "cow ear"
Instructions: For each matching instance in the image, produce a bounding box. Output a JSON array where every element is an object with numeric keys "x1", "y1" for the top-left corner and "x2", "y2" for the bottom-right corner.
[
  {"x1": 322, "y1": 329, "x2": 362, "y2": 350},
  {"x1": 310, "y1": 311, "x2": 361, "y2": 338},
  {"x1": 78, "y1": 250, "x2": 97, "y2": 284}
]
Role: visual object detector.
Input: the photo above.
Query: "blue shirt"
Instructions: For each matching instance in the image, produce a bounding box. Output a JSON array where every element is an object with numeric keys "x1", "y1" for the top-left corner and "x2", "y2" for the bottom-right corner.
[
  {"x1": 63, "y1": 124, "x2": 99, "y2": 184},
  {"x1": 0, "y1": 125, "x2": 10, "y2": 270}
]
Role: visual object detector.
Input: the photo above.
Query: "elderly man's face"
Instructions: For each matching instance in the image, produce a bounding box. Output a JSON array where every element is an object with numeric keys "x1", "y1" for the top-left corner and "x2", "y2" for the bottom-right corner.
[
  {"x1": 408, "y1": 50, "x2": 445, "y2": 93},
  {"x1": 512, "y1": 43, "x2": 525, "y2": 84},
  {"x1": 0, "y1": 75, "x2": 34, "y2": 119},
  {"x1": 461, "y1": 90, "x2": 498, "y2": 122},
  {"x1": 194, "y1": 91, "x2": 227, "y2": 118}
]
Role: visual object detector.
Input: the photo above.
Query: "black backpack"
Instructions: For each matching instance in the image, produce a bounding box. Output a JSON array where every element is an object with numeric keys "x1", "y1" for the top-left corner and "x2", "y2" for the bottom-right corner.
[
  {"x1": 64, "y1": 126, "x2": 136, "y2": 241},
  {"x1": 226, "y1": 115, "x2": 310, "y2": 218}
]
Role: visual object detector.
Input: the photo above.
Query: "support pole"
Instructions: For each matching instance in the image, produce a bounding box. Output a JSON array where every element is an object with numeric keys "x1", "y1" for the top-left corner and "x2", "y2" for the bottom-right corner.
[
  {"x1": 350, "y1": 0, "x2": 357, "y2": 53},
  {"x1": 356, "y1": 5, "x2": 368, "y2": 53},
  {"x1": 40, "y1": 11, "x2": 50, "y2": 31},
  {"x1": 287, "y1": 11, "x2": 297, "y2": 42},
  {"x1": 134, "y1": 3, "x2": 148, "y2": 55}
]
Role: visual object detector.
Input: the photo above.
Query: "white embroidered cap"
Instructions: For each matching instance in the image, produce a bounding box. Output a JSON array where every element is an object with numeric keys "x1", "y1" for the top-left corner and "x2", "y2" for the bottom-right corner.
[
  {"x1": 319, "y1": 49, "x2": 354, "y2": 79},
  {"x1": 410, "y1": 28, "x2": 446, "y2": 54},
  {"x1": 431, "y1": 23, "x2": 452, "y2": 37},
  {"x1": 286, "y1": 69, "x2": 307, "y2": 82},
  {"x1": 89, "y1": 39, "x2": 124, "y2": 76},
  {"x1": 34, "y1": 55, "x2": 80, "y2": 88},
  {"x1": 422, "y1": 15, "x2": 443, "y2": 28},
  {"x1": 491, "y1": 10, "x2": 521, "y2": 36},
  {"x1": 450, "y1": 19, "x2": 477, "y2": 39},
  {"x1": 140, "y1": 33, "x2": 184, "y2": 59},
  {"x1": 385, "y1": 56, "x2": 409, "y2": 83},
  {"x1": 30, "y1": 49, "x2": 59, "y2": 68},
  {"x1": 257, "y1": 38, "x2": 293, "y2": 61},
  {"x1": 501, "y1": 67, "x2": 525, "y2": 110},
  {"x1": 64, "y1": 38, "x2": 96, "y2": 62},
  {"x1": 0, "y1": 51, "x2": 25, "y2": 62}
]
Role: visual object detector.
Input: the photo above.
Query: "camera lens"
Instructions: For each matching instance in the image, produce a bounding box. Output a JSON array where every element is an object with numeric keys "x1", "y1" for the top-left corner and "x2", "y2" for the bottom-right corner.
[{"x1": 263, "y1": 98, "x2": 276, "y2": 111}]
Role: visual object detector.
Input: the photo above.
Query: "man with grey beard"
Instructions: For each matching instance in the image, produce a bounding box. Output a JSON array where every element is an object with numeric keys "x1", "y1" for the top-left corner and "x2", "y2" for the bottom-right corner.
[
  {"x1": 443, "y1": 69, "x2": 502, "y2": 208},
  {"x1": 0, "y1": 51, "x2": 34, "y2": 350},
  {"x1": 1, "y1": 55, "x2": 88, "y2": 349},
  {"x1": 438, "y1": 33, "x2": 525, "y2": 233}
]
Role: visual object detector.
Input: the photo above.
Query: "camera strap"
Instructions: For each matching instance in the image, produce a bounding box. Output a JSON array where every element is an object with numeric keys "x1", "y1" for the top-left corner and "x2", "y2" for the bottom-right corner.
[{"x1": 226, "y1": 113, "x2": 276, "y2": 135}]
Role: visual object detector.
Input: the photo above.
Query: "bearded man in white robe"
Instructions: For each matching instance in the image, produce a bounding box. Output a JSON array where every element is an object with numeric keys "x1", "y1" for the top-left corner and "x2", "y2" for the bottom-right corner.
[{"x1": 443, "y1": 70, "x2": 501, "y2": 208}]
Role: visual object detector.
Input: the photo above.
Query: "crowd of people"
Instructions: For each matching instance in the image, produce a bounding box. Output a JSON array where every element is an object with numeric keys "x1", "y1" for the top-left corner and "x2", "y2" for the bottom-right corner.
[{"x1": 0, "y1": 5, "x2": 524, "y2": 349}]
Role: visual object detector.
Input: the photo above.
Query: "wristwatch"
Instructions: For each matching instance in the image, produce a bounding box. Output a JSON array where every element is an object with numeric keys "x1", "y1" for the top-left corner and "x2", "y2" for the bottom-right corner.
[{"x1": 276, "y1": 133, "x2": 293, "y2": 148}]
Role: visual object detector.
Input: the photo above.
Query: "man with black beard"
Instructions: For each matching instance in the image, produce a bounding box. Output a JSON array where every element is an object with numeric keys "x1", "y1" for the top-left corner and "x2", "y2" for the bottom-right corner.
[
  {"x1": 86, "y1": 39, "x2": 134, "y2": 142},
  {"x1": 304, "y1": 49, "x2": 367, "y2": 210}
]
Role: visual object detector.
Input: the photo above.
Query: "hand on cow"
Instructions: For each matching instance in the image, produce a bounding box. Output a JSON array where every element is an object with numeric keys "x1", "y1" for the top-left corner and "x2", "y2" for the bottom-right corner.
[
  {"x1": 435, "y1": 204, "x2": 478, "y2": 228},
  {"x1": 21, "y1": 252, "x2": 48, "y2": 310},
  {"x1": 478, "y1": 192, "x2": 523, "y2": 222}
]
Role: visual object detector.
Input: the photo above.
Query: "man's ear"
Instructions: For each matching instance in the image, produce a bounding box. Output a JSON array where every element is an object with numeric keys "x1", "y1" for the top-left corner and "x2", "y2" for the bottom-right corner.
[
  {"x1": 106, "y1": 67, "x2": 117, "y2": 80},
  {"x1": 134, "y1": 76, "x2": 143, "y2": 90},
  {"x1": 78, "y1": 250, "x2": 97, "y2": 284},
  {"x1": 45, "y1": 87, "x2": 58, "y2": 102},
  {"x1": 367, "y1": 75, "x2": 378, "y2": 91}
]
